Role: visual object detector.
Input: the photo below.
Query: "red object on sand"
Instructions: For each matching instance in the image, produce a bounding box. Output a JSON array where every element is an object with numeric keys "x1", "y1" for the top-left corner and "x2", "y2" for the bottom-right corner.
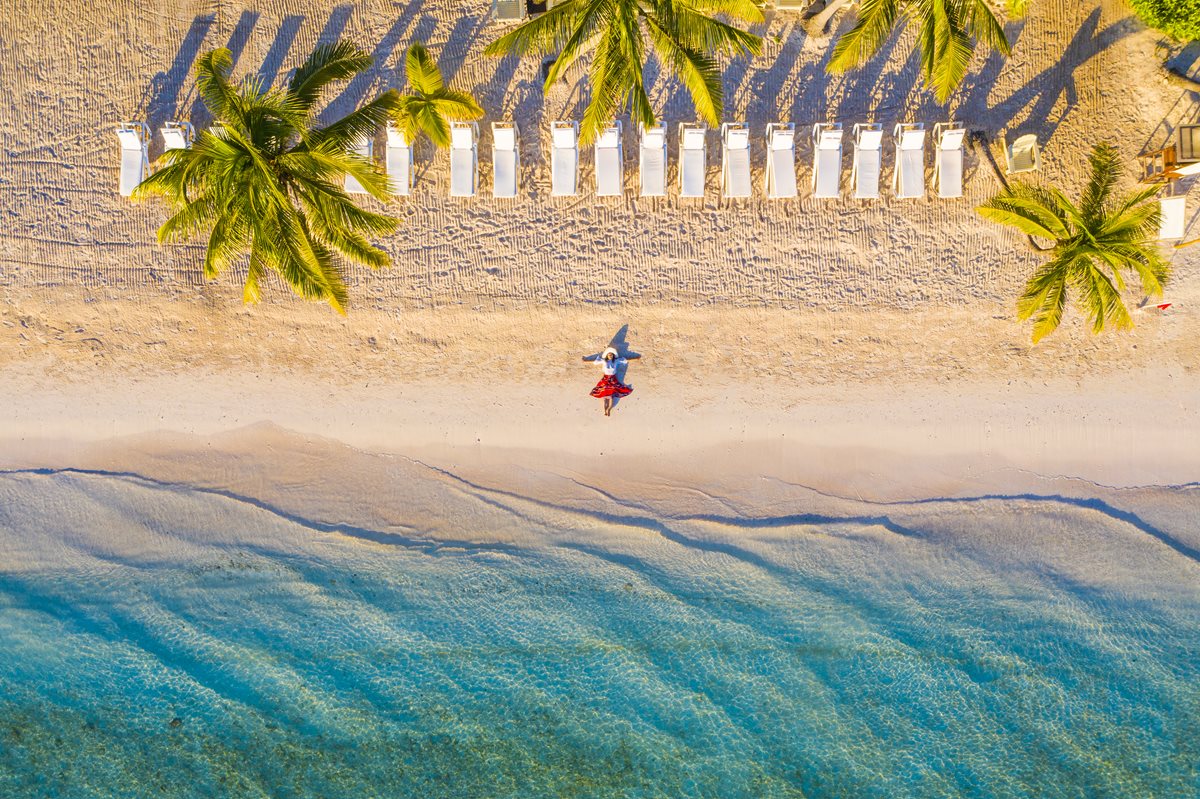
[{"x1": 591, "y1": 375, "x2": 633, "y2": 399}]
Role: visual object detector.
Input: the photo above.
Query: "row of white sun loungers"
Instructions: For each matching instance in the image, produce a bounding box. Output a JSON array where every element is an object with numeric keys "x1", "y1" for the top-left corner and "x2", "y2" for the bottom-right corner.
[{"x1": 112, "y1": 121, "x2": 1192, "y2": 239}]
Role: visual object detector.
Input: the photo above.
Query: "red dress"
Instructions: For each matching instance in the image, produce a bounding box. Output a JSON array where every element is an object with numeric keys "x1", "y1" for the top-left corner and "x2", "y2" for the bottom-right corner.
[{"x1": 591, "y1": 358, "x2": 633, "y2": 398}]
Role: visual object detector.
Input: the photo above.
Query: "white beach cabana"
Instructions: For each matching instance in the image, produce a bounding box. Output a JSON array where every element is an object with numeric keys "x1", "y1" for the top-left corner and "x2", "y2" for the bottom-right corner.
[
  {"x1": 492, "y1": 122, "x2": 519, "y2": 199},
  {"x1": 160, "y1": 121, "x2": 195, "y2": 152},
  {"x1": 850, "y1": 123, "x2": 883, "y2": 200},
  {"x1": 811, "y1": 122, "x2": 843, "y2": 199},
  {"x1": 344, "y1": 133, "x2": 373, "y2": 195},
  {"x1": 386, "y1": 124, "x2": 413, "y2": 196},
  {"x1": 933, "y1": 122, "x2": 966, "y2": 199},
  {"x1": 1005, "y1": 133, "x2": 1040, "y2": 175},
  {"x1": 764, "y1": 123, "x2": 797, "y2": 199},
  {"x1": 721, "y1": 122, "x2": 751, "y2": 199},
  {"x1": 116, "y1": 122, "x2": 149, "y2": 197},
  {"x1": 679, "y1": 123, "x2": 707, "y2": 198},
  {"x1": 595, "y1": 121, "x2": 624, "y2": 197},
  {"x1": 551, "y1": 120, "x2": 578, "y2": 197},
  {"x1": 450, "y1": 121, "x2": 478, "y2": 198},
  {"x1": 639, "y1": 125, "x2": 667, "y2": 197},
  {"x1": 893, "y1": 123, "x2": 926, "y2": 199},
  {"x1": 1159, "y1": 195, "x2": 1187, "y2": 240}
]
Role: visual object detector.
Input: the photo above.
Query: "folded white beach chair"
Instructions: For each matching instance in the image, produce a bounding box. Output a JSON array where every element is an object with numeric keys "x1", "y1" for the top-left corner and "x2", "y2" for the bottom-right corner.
[
  {"x1": 116, "y1": 122, "x2": 148, "y2": 197},
  {"x1": 160, "y1": 121, "x2": 195, "y2": 152},
  {"x1": 1159, "y1": 195, "x2": 1187, "y2": 239},
  {"x1": 721, "y1": 122, "x2": 751, "y2": 199},
  {"x1": 386, "y1": 124, "x2": 413, "y2": 197},
  {"x1": 450, "y1": 121, "x2": 478, "y2": 198},
  {"x1": 811, "y1": 122, "x2": 843, "y2": 199},
  {"x1": 893, "y1": 123, "x2": 926, "y2": 199},
  {"x1": 551, "y1": 120, "x2": 578, "y2": 197},
  {"x1": 850, "y1": 123, "x2": 883, "y2": 200},
  {"x1": 1005, "y1": 133, "x2": 1040, "y2": 175},
  {"x1": 763, "y1": 123, "x2": 797, "y2": 199},
  {"x1": 344, "y1": 133, "x2": 373, "y2": 195},
  {"x1": 595, "y1": 121, "x2": 623, "y2": 197},
  {"x1": 492, "y1": 122, "x2": 519, "y2": 199},
  {"x1": 933, "y1": 122, "x2": 966, "y2": 199},
  {"x1": 679, "y1": 123, "x2": 707, "y2": 198},
  {"x1": 639, "y1": 125, "x2": 667, "y2": 198}
]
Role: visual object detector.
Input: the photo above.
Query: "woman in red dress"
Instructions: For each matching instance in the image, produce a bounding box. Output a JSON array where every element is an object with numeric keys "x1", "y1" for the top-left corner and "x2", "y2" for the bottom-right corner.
[{"x1": 584, "y1": 347, "x2": 640, "y2": 417}]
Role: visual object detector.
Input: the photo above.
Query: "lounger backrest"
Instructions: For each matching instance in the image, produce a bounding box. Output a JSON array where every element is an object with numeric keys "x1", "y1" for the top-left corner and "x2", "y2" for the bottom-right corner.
[
  {"x1": 815, "y1": 125, "x2": 843, "y2": 150},
  {"x1": 770, "y1": 126, "x2": 795, "y2": 151},
  {"x1": 116, "y1": 128, "x2": 142, "y2": 150},
  {"x1": 857, "y1": 127, "x2": 883, "y2": 150},
  {"x1": 493, "y1": 124, "x2": 516, "y2": 151},
  {"x1": 899, "y1": 128, "x2": 926, "y2": 150},
  {"x1": 938, "y1": 127, "x2": 965, "y2": 150},
  {"x1": 552, "y1": 123, "x2": 577, "y2": 150},
  {"x1": 451, "y1": 123, "x2": 475, "y2": 150},
  {"x1": 161, "y1": 124, "x2": 191, "y2": 152},
  {"x1": 1159, "y1": 196, "x2": 1186, "y2": 239},
  {"x1": 681, "y1": 126, "x2": 706, "y2": 151},
  {"x1": 1007, "y1": 134, "x2": 1039, "y2": 173},
  {"x1": 725, "y1": 126, "x2": 749, "y2": 150}
]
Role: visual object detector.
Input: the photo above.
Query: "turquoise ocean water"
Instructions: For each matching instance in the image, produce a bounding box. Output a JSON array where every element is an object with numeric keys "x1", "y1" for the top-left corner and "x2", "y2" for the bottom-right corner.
[{"x1": 0, "y1": 468, "x2": 1197, "y2": 798}]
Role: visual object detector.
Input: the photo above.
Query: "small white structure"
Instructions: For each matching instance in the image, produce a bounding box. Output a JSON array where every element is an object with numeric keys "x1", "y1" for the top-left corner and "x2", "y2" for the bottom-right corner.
[
  {"x1": 933, "y1": 122, "x2": 966, "y2": 199},
  {"x1": 551, "y1": 120, "x2": 578, "y2": 197},
  {"x1": 595, "y1": 121, "x2": 623, "y2": 197},
  {"x1": 850, "y1": 123, "x2": 883, "y2": 200},
  {"x1": 160, "y1": 121, "x2": 195, "y2": 152},
  {"x1": 449, "y1": 121, "x2": 478, "y2": 198},
  {"x1": 1159, "y1": 195, "x2": 1187, "y2": 240},
  {"x1": 679, "y1": 123, "x2": 707, "y2": 198},
  {"x1": 721, "y1": 122, "x2": 751, "y2": 199},
  {"x1": 115, "y1": 122, "x2": 149, "y2": 197},
  {"x1": 811, "y1": 122, "x2": 843, "y2": 199},
  {"x1": 1005, "y1": 133, "x2": 1040, "y2": 175},
  {"x1": 639, "y1": 125, "x2": 666, "y2": 198},
  {"x1": 764, "y1": 123, "x2": 797, "y2": 199},
  {"x1": 344, "y1": 133, "x2": 373, "y2": 195},
  {"x1": 386, "y1": 124, "x2": 413, "y2": 196},
  {"x1": 492, "y1": 122, "x2": 519, "y2": 199},
  {"x1": 893, "y1": 122, "x2": 926, "y2": 199}
]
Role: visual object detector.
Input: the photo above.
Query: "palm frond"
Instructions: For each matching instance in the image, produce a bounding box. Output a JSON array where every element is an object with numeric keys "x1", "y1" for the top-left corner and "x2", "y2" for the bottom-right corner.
[
  {"x1": 405, "y1": 41, "x2": 445, "y2": 95},
  {"x1": 963, "y1": 0, "x2": 1011, "y2": 55},
  {"x1": 681, "y1": 0, "x2": 766, "y2": 25},
  {"x1": 195, "y1": 48, "x2": 240, "y2": 123},
  {"x1": 1078, "y1": 142, "x2": 1121, "y2": 224},
  {"x1": 289, "y1": 40, "x2": 374, "y2": 109},
  {"x1": 484, "y1": 0, "x2": 591, "y2": 57},
  {"x1": 646, "y1": 16, "x2": 723, "y2": 124},
  {"x1": 309, "y1": 90, "x2": 401, "y2": 149},
  {"x1": 828, "y1": 0, "x2": 902, "y2": 74},
  {"x1": 1016, "y1": 254, "x2": 1072, "y2": 343}
]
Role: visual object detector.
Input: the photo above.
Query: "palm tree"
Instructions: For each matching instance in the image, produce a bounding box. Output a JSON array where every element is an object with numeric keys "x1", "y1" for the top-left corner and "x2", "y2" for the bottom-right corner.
[
  {"x1": 392, "y1": 42, "x2": 484, "y2": 147},
  {"x1": 828, "y1": 0, "x2": 1026, "y2": 103},
  {"x1": 484, "y1": 0, "x2": 763, "y2": 144},
  {"x1": 133, "y1": 42, "x2": 399, "y2": 313},
  {"x1": 977, "y1": 143, "x2": 1169, "y2": 343}
]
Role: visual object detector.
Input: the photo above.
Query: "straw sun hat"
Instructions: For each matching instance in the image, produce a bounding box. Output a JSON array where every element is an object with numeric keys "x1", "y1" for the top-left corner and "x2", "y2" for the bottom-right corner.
[{"x1": 601, "y1": 347, "x2": 619, "y2": 360}]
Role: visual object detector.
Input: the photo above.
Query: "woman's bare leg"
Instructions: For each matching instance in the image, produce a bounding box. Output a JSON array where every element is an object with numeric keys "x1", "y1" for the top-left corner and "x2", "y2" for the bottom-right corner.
[{"x1": 604, "y1": 397, "x2": 612, "y2": 416}]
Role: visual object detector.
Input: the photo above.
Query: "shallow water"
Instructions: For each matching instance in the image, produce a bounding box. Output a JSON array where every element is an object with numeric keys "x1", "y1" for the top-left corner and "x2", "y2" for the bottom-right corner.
[{"x1": 0, "y1": 469, "x2": 1197, "y2": 798}]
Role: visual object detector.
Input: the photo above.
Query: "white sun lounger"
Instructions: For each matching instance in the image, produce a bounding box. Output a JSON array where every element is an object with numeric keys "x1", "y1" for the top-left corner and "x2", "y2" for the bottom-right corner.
[
  {"x1": 934, "y1": 122, "x2": 966, "y2": 199},
  {"x1": 1005, "y1": 133, "x2": 1040, "y2": 175},
  {"x1": 492, "y1": 122, "x2": 519, "y2": 199},
  {"x1": 850, "y1": 123, "x2": 883, "y2": 200},
  {"x1": 811, "y1": 122, "x2": 843, "y2": 199},
  {"x1": 763, "y1": 123, "x2": 797, "y2": 199},
  {"x1": 1159, "y1": 195, "x2": 1187, "y2": 239},
  {"x1": 595, "y1": 121, "x2": 623, "y2": 197},
  {"x1": 551, "y1": 120, "x2": 578, "y2": 197},
  {"x1": 116, "y1": 122, "x2": 149, "y2": 197},
  {"x1": 679, "y1": 123, "x2": 707, "y2": 198},
  {"x1": 721, "y1": 122, "x2": 751, "y2": 199},
  {"x1": 450, "y1": 121, "x2": 478, "y2": 198},
  {"x1": 386, "y1": 124, "x2": 413, "y2": 196},
  {"x1": 893, "y1": 123, "x2": 926, "y2": 199},
  {"x1": 639, "y1": 125, "x2": 666, "y2": 197},
  {"x1": 344, "y1": 133, "x2": 373, "y2": 195},
  {"x1": 160, "y1": 121, "x2": 195, "y2": 152}
]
